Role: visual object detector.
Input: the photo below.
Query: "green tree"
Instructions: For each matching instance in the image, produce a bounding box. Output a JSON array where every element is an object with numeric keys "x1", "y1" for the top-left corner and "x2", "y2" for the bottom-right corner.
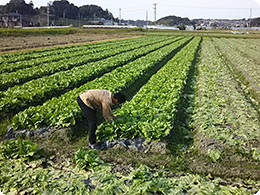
[
  {"x1": 52, "y1": 0, "x2": 79, "y2": 19},
  {"x1": 4, "y1": 0, "x2": 35, "y2": 15},
  {"x1": 79, "y1": 5, "x2": 114, "y2": 20},
  {"x1": 156, "y1": 15, "x2": 194, "y2": 26}
]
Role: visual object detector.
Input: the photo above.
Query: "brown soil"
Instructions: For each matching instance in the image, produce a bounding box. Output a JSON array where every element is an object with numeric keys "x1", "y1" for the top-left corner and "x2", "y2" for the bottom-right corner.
[{"x1": 0, "y1": 33, "x2": 134, "y2": 53}]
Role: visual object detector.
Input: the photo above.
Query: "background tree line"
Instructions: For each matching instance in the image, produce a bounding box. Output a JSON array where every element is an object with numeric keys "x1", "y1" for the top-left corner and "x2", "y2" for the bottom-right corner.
[
  {"x1": 0, "y1": 0, "x2": 115, "y2": 26},
  {"x1": 251, "y1": 17, "x2": 260, "y2": 27}
]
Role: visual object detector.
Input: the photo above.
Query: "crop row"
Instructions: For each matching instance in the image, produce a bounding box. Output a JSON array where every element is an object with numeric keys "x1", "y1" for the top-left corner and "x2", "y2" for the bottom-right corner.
[
  {"x1": 192, "y1": 38, "x2": 260, "y2": 161},
  {"x1": 0, "y1": 39, "x2": 105, "y2": 65},
  {"x1": 239, "y1": 38, "x2": 260, "y2": 48},
  {"x1": 0, "y1": 37, "x2": 183, "y2": 115},
  {"x1": 97, "y1": 37, "x2": 201, "y2": 141},
  {"x1": 0, "y1": 39, "x2": 119, "y2": 72},
  {"x1": 0, "y1": 37, "x2": 168, "y2": 90},
  {"x1": 217, "y1": 38, "x2": 260, "y2": 66},
  {"x1": 212, "y1": 38, "x2": 260, "y2": 107},
  {"x1": 0, "y1": 37, "x2": 142, "y2": 66},
  {"x1": 11, "y1": 37, "x2": 191, "y2": 130},
  {"x1": 0, "y1": 37, "x2": 160, "y2": 74}
]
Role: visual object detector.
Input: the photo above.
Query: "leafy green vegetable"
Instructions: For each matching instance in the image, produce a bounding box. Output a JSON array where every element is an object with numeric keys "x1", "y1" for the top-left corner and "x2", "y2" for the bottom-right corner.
[
  {"x1": 0, "y1": 159, "x2": 90, "y2": 194},
  {"x1": 73, "y1": 148, "x2": 104, "y2": 170},
  {"x1": 252, "y1": 148, "x2": 260, "y2": 161},
  {"x1": 0, "y1": 141, "x2": 258, "y2": 194},
  {"x1": 0, "y1": 139, "x2": 46, "y2": 161},
  {"x1": 208, "y1": 149, "x2": 222, "y2": 162},
  {"x1": 11, "y1": 37, "x2": 189, "y2": 130},
  {"x1": 97, "y1": 37, "x2": 201, "y2": 141},
  {"x1": 1, "y1": 36, "x2": 170, "y2": 114}
]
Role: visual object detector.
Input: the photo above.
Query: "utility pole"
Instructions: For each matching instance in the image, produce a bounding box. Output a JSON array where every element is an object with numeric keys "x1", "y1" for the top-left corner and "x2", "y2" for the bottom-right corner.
[
  {"x1": 78, "y1": 13, "x2": 80, "y2": 27},
  {"x1": 146, "y1": 10, "x2": 148, "y2": 28},
  {"x1": 20, "y1": 14, "x2": 22, "y2": 27},
  {"x1": 47, "y1": 1, "x2": 52, "y2": 26},
  {"x1": 63, "y1": 10, "x2": 66, "y2": 26},
  {"x1": 153, "y1": 3, "x2": 157, "y2": 22},
  {"x1": 249, "y1": 8, "x2": 252, "y2": 28},
  {"x1": 119, "y1": 8, "x2": 121, "y2": 24},
  {"x1": 47, "y1": 3, "x2": 50, "y2": 26}
]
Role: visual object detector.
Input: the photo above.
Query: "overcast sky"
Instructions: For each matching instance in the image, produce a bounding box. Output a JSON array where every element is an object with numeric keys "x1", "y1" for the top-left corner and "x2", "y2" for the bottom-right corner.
[{"x1": 1, "y1": 0, "x2": 260, "y2": 20}]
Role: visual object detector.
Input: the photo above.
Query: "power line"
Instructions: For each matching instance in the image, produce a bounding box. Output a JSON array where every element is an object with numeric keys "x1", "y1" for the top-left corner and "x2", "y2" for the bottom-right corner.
[
  {"x1": 121, "y1": 5, "x2": 151, "y2": 10},
  {"x1": 109, "y1": 5, "x2": 151, "y2": 12},
  {"x1": 160, "y1": 4, "x2": 260, "y2": 10}
]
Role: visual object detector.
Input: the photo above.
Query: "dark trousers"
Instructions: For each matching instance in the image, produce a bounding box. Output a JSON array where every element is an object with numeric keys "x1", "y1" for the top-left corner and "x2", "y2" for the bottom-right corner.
[{"x1": 77, "y1": 96, "x2": 97, "y2": 144}]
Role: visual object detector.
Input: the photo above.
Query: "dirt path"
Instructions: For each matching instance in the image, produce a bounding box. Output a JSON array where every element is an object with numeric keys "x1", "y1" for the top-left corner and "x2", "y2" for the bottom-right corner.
[{"x1": 0, "y1": 33, "x2": 134, "y2": 53}]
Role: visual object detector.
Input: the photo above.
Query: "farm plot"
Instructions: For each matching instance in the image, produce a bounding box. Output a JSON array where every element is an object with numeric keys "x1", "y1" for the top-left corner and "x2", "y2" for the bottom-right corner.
[
  {"x1": 97, "y1": 37, "x2": 201, "y2": 141},
  {"x1": 1, "y1": 36, "x2": 260, "y2": 161},
  {"x1": 10, "y1": 37, "x2": 191, "y2": 130},
  {"x1": 192, "y1": 37, "x2": 260, "y2": 162},
  {"x1": 0, "y1": 37, "x2": 143, "y2": 72},
  {"x1": 0, "y1": 37, "x2": 182, "y2": 115},
  {"x1": 1, "y1": 35, "x2": 260, "y2": 194},
  {"x1": 0, "y1": 36, "x2": 168, "y2": 89},
  {"x1": 212, "y1": 37, "x2": 260, "y2": 107},
  {"x1": 219, "y1": 38, "x2": 260, "y2": 62}
]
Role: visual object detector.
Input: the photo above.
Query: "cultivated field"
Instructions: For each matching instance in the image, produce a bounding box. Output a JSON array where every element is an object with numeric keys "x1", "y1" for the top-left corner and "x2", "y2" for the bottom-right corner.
[
  {"x1": 0, "y1": 33, "x2": 134, "y2": 52},
  {"x1": 0, "y1": 29, "x2": 260, "y2": 194}
]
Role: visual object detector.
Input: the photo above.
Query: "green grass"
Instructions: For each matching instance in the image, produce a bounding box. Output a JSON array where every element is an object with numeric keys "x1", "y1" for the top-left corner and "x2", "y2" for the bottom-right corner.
[
  {"x1": 0, "y1": 27, "x2": 79, "y2": 37},
  {"x1": 0, "y1": 27, "x2": 146, "y2": 37}
]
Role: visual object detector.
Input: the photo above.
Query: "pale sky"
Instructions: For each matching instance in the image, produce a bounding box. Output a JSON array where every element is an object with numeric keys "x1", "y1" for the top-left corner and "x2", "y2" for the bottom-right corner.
[{"x1": 1, "y1": 0, "x2": 260, "y2": 20}]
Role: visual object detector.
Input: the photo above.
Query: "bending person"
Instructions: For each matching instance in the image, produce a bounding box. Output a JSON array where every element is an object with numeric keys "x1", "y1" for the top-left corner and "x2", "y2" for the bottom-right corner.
[{"x1": 77, "y1": 89, "x2": 126, "y2": 148}]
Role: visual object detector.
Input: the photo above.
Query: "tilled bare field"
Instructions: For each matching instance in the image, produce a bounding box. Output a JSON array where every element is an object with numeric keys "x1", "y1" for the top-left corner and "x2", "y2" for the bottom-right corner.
[{"x1": 0, "y1": 33, "x2": 133, "y2": 53}]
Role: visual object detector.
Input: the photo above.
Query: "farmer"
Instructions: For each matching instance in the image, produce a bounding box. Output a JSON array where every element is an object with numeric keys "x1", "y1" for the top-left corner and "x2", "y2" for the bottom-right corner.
[{"x1": 77, "y1": 89, "x2": 126, "y2": 149}]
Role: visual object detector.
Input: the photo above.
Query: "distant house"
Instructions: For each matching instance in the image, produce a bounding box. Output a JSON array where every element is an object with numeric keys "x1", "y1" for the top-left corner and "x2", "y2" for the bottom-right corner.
[{"x1": 0, "y1": 13, "x2": 22, "y2": 28}]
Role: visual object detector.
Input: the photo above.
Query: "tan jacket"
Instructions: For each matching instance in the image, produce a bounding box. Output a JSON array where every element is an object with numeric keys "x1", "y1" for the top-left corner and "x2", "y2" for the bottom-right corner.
[{"x1": 79, "y1": 89, "x2": 114, "y2": 122}]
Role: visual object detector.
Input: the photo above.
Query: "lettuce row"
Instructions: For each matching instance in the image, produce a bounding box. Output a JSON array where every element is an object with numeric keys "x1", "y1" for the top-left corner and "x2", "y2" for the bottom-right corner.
[
  {"x1": 11, "y1": 37, "x2": 190, "y2": 130},
  {"x1": 0, "y1": 36, "x2": 146, "y2": 69},
  {"x1": 0, "y1": 36, "x2": 167, "y2": 89},
  {"x1": 1, "y1": 37, "x2": 178, "y2": 114},
  {"x1": 97, "y1": 37, "x2": 201, "y2": 141}
]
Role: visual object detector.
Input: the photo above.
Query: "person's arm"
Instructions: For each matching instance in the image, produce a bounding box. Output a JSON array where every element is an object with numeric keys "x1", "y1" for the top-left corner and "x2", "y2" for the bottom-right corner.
[{"x1": 102, "y1": 102, "x2": 116, "y2": 122}]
